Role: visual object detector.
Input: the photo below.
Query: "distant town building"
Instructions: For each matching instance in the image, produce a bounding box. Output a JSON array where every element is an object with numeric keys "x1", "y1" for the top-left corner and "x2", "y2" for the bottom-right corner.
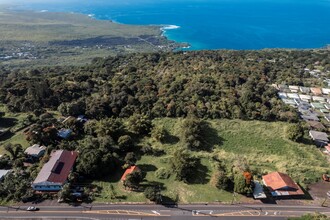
[{"x1": 309, "y1": 130, "x2": 329, "y2": 147}]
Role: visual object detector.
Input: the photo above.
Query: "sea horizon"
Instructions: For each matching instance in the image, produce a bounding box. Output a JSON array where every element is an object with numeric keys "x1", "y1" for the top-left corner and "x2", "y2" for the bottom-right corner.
[{"x1": 2, "y1": 0, "x2": 330, "y2": 50}]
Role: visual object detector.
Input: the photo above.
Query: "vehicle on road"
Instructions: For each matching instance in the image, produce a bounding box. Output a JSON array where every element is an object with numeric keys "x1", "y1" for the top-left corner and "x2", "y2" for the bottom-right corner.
[{"x1": 26, "y1": 206, "x2": 39, "y2": 211}]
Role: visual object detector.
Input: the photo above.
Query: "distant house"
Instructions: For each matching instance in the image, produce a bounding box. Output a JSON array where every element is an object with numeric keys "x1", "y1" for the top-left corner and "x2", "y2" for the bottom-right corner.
[
  {"x1": 309, "y1": 130, "x2": 329, "y2": 147},
  {"x1": 262, "y1": 172, "x2": 304, "y2": 197},
  {"x1": 24, "y1": 144, "x2": 46, "y2": 159},
  {"x1": 312, "y1": 96, "x2": 326, "y2": 103},
  {"x1": 281, "y1": 98, "x2": 296, "y2": 107},
  {"x1": 320, "y1": 109, "x2": 330, "y2": 114},
  {"x1": 306, "y1": 121, "x2": 326, "y2": 131},
  {"x1": 32, "y1": 150, "x2": 78, "y2": 191},
  {"x1": 311, "y1": 102, "x2": 325, "y2": 109},
  {"x1": 300, "y1": 114, "x2": 319, "y2": 122},
  {"x1": 0, "y1": 170, "x2": 11, "y2": 181},
  {"x1": 324, "y1": 104, "x2": 330, "y2": 110},
  {"x1": 299, "y1": 87, "x2": 310, "y2": 94},
  {"x1": 288, "y1": 85, "x2": 299, "y2": 93},
  {"x1": 298, "y1": 94, "x2": 312, "y2": 102},
  {"x1": 310, "y1": 88, "x2": 322, "y2": 96},
  {"x1": 120, "y1": 166, "x2": 140, "y2": 182},
  {"x1": 57, "y1": 129, "x2": 72, "y2": 139},
  {"x1": 322, "y1": 88, "x2": 330, "y2": 95},
  {"x1": 277, "y1": 92, "x2": 287, "y2": 99},
  {"x1": 286, "y1": 93, "x2": 300, "y2": 100}
]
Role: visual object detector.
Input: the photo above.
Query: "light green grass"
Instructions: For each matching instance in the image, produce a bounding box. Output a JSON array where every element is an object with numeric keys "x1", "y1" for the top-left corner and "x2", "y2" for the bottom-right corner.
[{"x1": 93, "y1": 118, "x2": 328, "y2": 203}]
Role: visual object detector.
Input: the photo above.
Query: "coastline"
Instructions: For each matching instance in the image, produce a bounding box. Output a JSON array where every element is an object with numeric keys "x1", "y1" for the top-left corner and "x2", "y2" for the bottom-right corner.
[{"x1": 2, "y1": 4, "x2": 191, "y2": 52}]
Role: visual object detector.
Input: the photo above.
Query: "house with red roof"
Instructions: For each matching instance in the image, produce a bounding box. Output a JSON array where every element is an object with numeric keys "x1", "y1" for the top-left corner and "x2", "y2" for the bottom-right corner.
[
  {"x1": 120, "y1": 166, "x2": 140, "y2": 182},
  {"x1": 32, "y1": 150, "x2": 78, "y2": 191},
  {"x1": 262, "y1": 172, "x2": 304, "y2": 197}
]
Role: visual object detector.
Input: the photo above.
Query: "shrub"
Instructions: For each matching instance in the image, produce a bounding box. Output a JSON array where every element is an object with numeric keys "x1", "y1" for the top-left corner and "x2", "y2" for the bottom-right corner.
[{"x1": 155, "y1": 167, "x2": 171, "y2": 179}]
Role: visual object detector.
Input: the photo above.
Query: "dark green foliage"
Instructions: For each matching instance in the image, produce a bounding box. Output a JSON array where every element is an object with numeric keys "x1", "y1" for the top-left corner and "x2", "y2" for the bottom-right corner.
[
  {"x1": 233, "y1": 172, "x2": 252, "y2": 195},
  {"x1": 76, "y1": 136, "x2": 116, "y2": 178},
  {"x1": 286, "y1": 123, "x2": 304, "y2": 142},
  {"x1": 4, "y1": 143, "x2": 23, "y2": 161},
  {"x1": 124, "y1": 152, "x2": 137, "y2": 166},
  {"x1": 0, "y1": 172, "x2": 33, "y2": 202},
  {"x1": 127, "y1": 114, "x2": 152, "y2": 135},
  {"x1": 123, "y1": 170, "x2": 143, "y2": 190},
  {"x1": 118, "y1": 135, "x2": 133, "y2": 152},
  {"x1": 150, "y1": 125, "x2": 167, "y2": 142},
  {"x1": 57, "y1": 183, "x2": 71, "y2": 202},
  {"x1": 0, "y1": 50, "x2": 316, "y2": 121},
  {"x1": 180, "y1": 117, "x2": 203, "y2": 150},
  {"x1": 144, "y1": 186, "x2": 160, "y2": 202},
  {"x1": 155, "y1": 167, "x2": 171, "y2": 179},
  {"x1": 210, "y1": 169, "x2": 230, "y2": 191},
  {"x1": 170, "y1": 149, "x2": 199, "y2": 182}
]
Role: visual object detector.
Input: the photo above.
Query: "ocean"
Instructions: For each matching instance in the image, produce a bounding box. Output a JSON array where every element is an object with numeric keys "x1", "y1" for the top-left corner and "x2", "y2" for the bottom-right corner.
[{"x1": 8, "y1": 0, "x2": 330, "y2": 50}]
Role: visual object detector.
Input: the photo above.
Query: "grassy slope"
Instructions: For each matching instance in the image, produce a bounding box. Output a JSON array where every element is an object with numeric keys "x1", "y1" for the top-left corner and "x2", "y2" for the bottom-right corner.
[
  {"x1": 0, "y1": 104, "x2": 30, "y2": 154},
  {"x1": 93, "y1": 118, "x2": 327, "y2": 203}
]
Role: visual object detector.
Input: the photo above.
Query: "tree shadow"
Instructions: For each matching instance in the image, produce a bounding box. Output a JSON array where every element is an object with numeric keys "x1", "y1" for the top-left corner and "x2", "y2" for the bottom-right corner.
[
  {"x1": 0, "y1": 130, "x2": 14, "y2": 141},
  {"x1": 138, "y1": 164, "x2": 157, "y2": 172},
  {"x1": 0, "y1": 117, "x2": 18, "y2": 128},
  {"x1": 187, "y1": 160, "x2": 210, "y2": 184},
  {"x1": 199, "y1": 121, "x2": 225, "y2": 152},
  {"x1": 163, "y1": 134, "x2": 180, "y2": 145},
  {"x1": 161, "y1": 195, "x2": 178, "y2": 207},
  {"x1": 299, "y1": 137, "x2": 315, "y2": 146}
]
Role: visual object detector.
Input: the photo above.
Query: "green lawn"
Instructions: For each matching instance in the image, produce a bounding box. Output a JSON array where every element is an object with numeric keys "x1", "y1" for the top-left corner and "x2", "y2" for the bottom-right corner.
[
  {"x1": 0, "y1": 104, "x2": 31, "y2": 154},
  {"x1": 93, "y1": 118, "x2": 327, "y2": 203}
]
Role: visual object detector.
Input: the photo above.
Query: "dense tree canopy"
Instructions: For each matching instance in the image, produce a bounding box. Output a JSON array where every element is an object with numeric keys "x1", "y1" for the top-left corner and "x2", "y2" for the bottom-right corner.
[{"x1": 2, "y1": 49, "x2": 325, "y2": 121}]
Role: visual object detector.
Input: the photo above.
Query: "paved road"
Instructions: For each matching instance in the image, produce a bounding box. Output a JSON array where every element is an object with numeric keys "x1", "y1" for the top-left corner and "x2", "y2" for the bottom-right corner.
[{"x1": 0, "y1": 204, "x2": 329, "y2": 219}]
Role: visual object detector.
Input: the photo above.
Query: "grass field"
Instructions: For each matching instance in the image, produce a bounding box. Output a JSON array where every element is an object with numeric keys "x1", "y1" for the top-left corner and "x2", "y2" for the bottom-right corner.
[
  {"x1": 93, "y1": 118, "x2": 328, "y2": 203},
  {"x1": 0, "y1": 104, "x2": 30, "y2": 154}
]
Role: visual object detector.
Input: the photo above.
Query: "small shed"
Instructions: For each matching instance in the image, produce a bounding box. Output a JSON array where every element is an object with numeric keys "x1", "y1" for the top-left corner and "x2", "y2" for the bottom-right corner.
[{"x1": 24, "y1": 144, "x2": 46, "y2": 158}]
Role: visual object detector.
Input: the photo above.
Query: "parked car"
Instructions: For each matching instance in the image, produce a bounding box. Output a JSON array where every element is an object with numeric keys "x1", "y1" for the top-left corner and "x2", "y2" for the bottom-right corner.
[
  {"x1": 322, "y1": 174, "x2": 330, "y2": 181},
  {"x1": 26, "y1": 206, "x2": 39, "y2": 211}
]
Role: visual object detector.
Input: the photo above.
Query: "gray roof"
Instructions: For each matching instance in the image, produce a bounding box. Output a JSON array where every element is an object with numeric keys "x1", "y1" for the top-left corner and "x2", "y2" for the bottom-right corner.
[
  {"x1": 0, "y1": 170, "x2": 11, "y2": 180},
  {"x1": 309, "y1": 130, "x2": 329, "y2": 142},
  {"x1": 301, "y1": 114, "x2": 320, "y2": 121},
  {"x1": 24, "y1": 144, "x2": 46, "y2": 156}
]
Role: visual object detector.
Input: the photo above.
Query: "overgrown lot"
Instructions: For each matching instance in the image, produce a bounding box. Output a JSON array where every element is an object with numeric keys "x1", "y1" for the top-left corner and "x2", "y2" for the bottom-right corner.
[{"x1": 91, "y1": 118, "x2": 327, "y2": 203}]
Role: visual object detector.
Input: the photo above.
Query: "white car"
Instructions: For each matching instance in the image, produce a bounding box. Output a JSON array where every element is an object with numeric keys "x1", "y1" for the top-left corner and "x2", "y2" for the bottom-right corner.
[{"x1": 26, "y1": 206, "x2": 39, "y2": 211}]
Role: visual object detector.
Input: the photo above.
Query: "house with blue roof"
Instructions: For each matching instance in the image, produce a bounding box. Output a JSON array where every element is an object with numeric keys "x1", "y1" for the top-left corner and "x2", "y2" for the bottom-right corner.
[{"x1": 57, "y1": 129, "x2": 72, "y2": 139}]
